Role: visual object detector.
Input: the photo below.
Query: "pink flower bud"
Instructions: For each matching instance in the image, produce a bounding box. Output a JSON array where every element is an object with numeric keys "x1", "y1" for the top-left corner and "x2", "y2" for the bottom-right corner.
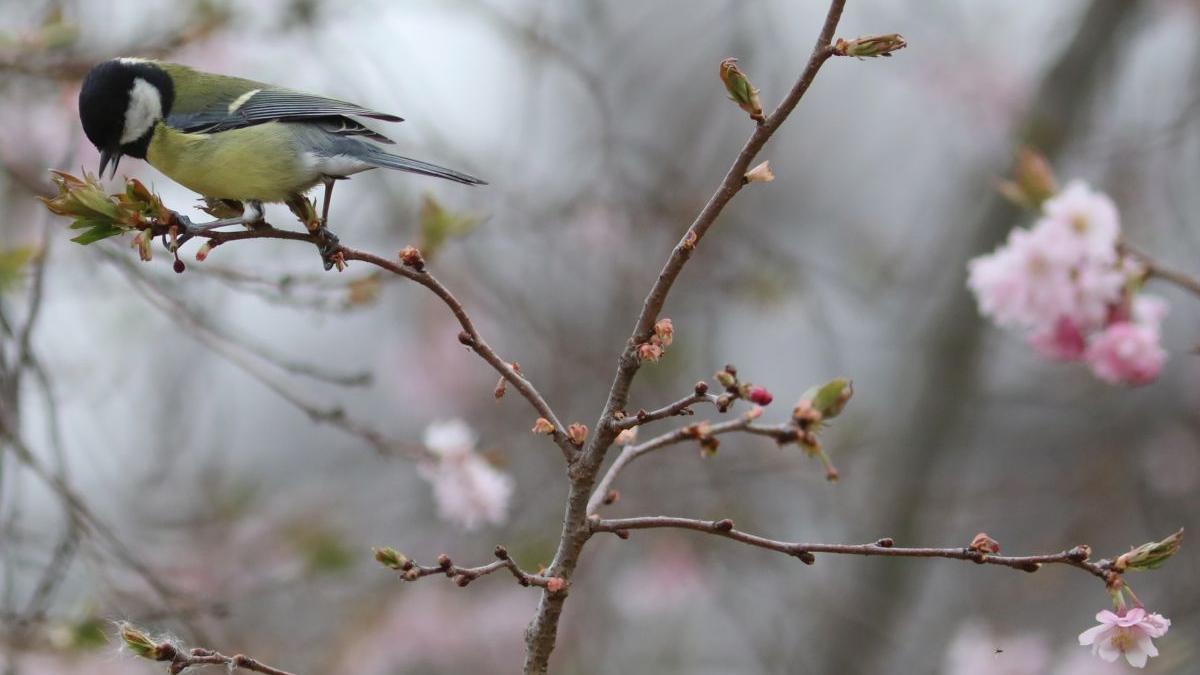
[
  {"x1": 637, "y1": 343, "x2": 663, "y2": 363},
  {"x1": 744, "y1": 405, "x2": 764, "y2": 420},
  {"x1": 195, "y1": 241, "x2": 213, "y2": 262},
  {"x1": 615, "y1": 428, "x2": 638, "y2": 445},
  {"x1": 567, "y1": 423, "x2": 588, "y2": 446},
  {"x1": 654, "y1": 318, "x2": 675, "y2": 347},
  {"x1": 531, "y1": 418, "x2": 555, "y2": 435},
  {"x1": 969, "y1": 532, "x2": 1001, "y2": 554},
  {"x1": 747, "y1": 385, "x2": 773, "y2": 406},
  {"x1": 546, "y1": 577, "x2": 566, "y2": 593}
]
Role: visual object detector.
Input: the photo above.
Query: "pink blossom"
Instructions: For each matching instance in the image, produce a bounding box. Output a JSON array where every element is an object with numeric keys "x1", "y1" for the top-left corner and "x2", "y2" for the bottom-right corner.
[
  {"x1": 419, "y1": 419, "x2": 514, "y2": 530},
  {"x1": 1085, "y1": 322, "x2": 1166, "y2": 386},
  {"x1": 1040, "y1": 180, "x2": 1120, "y2": 263},
  {"x1": 1078, "y1": 607, "x2": 1170, "y2": 668},
  {"x1": 1027, "y1": 317, "x2": 1086, "y2": 361}
]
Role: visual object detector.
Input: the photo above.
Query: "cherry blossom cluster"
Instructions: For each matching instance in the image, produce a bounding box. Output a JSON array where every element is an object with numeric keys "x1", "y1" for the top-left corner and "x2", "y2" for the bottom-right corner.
[{"x1": 968, "y1": 180, "x2": 1167, "y2": 386}]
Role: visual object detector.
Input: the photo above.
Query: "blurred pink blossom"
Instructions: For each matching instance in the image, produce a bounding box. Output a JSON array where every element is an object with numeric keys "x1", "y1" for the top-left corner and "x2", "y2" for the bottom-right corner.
[
  {"x1": 1040, "y1": 181, "x2": 1120, "y2": 264},
  {"x1": 968, "y1": 180, "x2": 1170, "y2": 386},
  {"x1": 1027, "y1": 317, "x2": 1087, "y2": 362},
  {"x1": 1085, "y1": 322, "x2": 1166, "y2": 387},
  {"x1": 418, "y1": 419, "x2": 514, "y2": 530},
  {"x1": 1078, "y1": 607, "x2": 1170, "y2": 668}
]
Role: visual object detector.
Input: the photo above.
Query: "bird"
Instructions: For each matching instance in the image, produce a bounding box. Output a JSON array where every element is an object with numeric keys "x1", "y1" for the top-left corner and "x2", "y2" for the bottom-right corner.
[{"x1": 77, "y1": 58, "x2": 485, "y2": 269}]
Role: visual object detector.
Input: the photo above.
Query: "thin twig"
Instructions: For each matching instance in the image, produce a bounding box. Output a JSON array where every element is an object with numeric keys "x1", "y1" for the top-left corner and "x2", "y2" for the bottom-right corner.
[
  {"x1": 590, "y1": 516, "x2": 1111, "y2": 581},
  {"x1": 1120, "y1": 239, "x2": 1200, "y2": 299},
  {"x1": 154, "y1": 645, "x2": 295, "y2": 675},
  {"x1": 588, "y1": 417, "x2": 797, "y2": 515},
  {"x1": 385, "y1": 546, "x2": 560, "y2": 590},
  {"x1": 612, "y1": 390, "x2": 720, "y2": 430}
]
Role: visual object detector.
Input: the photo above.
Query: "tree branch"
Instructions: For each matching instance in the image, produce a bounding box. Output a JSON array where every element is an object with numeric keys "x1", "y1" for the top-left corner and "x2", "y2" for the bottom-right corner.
[
  {"x1": 590, "y1": 516, "x2": 1112, "y2": 581},
  {"x1": 523, "y1": 3, "x2": 849, "y2": 671},
  {"x1": 612, "y1": 387, "x2": 719, "y2": 430},
  {"x1": 588, "y1": 416, "x2": 797, "y2": 515},
  {"x1": 1119, "y1": 239, "x2": 1200, "y2": 299},
  {"x1": 379, "y1": 545, "x2": 562, "y2": 590}
]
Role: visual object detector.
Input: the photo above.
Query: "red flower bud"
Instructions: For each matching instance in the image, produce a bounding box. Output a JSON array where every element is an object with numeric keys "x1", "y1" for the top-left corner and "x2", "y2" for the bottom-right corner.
[{"x1": 747, "y1": 385, "x2": 773, "y2": 406}]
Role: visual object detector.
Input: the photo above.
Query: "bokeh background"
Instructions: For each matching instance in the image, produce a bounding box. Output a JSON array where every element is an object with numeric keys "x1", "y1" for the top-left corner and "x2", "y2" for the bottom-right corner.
[{"x1": 1, "y1": 0, "x2": 1198, "y2": 673}]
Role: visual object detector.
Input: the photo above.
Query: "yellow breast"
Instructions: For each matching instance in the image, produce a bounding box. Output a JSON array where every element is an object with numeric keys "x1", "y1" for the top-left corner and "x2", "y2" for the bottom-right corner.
[{"x1": 146, "y1": 122, "x2": 320, "y2": 203}]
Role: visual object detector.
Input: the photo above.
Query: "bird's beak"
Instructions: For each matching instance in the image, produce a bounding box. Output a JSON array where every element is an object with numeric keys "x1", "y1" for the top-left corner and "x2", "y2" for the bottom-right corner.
[{"x1": 98, "y1": 148, "x2": 122, "y2": 180}]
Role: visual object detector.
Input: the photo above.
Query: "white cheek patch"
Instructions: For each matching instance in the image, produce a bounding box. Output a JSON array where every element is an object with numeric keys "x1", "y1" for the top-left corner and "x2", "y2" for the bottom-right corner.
[{"x1": 120, "y1": 77, "x2": 162, "y2": 144}]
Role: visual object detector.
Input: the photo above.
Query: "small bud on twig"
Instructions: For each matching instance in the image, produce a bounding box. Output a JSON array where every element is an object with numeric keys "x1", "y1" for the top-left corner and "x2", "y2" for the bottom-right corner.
[
  {"x1": 832, "y1": 33, "x2": 907, "y2": 59},
  {"x1": 437, "y1": 553, "x2": 452, "y2": 569},
  {"x1": 654, "y1": 318, "x2": 674, "y2": 347},
  {"x1": 615, "y1": 428, "x2": 638, "y2": 445},
  {"x1": 637, "y1": 342, "x2": 664, "y2": 363},
  {"x1": 373, "y1": 546, "x2": 409, "y2": 570},
  {"x1": 567, "y1": 423, "x2": 589, "y2": 446},
  {"x1": 713, "y1": 518, "x2": 734, "y2": 532},
  {"x1": 532, "y1": 417, "x2": 556, "y2": 435},
  {"x1": 399, "y1": 245, "x2": 426, "y2": 271},
  {"x1": 969, "y1": 532, "x2": 1001, "y2": 555},
  {"x1": 719, "y1": 58, "x2": 765, "y2": 122},
  {"x1": 1114, "y1": 528, "x2": 1184, "y2": 572},
  {"x1": 694, "y1": 381, "x2": 709, "y2": 396},
  {"x1": 746, "y1": 385, "x2": 774, "y2": 406},
  {"x1": 744, "y1": 161, "x2": 775, "y2": 184}
]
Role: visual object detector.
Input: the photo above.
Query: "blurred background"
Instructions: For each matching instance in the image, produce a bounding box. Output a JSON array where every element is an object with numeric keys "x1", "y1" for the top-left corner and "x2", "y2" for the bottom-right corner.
[{"x1": 1, "y1": 0, "x2": 1198, "y2": 673}]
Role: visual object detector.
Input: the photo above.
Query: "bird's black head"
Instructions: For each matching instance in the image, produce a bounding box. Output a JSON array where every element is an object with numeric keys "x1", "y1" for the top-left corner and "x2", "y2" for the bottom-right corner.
[{"x1": 78, "y1": 58, "x2": 175, "y2": 178}]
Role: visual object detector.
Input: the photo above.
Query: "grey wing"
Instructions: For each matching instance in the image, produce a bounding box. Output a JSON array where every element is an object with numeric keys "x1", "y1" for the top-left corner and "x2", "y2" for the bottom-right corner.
[{"x1": 166, "y1": 89, "x2": 403, "y2": 144}]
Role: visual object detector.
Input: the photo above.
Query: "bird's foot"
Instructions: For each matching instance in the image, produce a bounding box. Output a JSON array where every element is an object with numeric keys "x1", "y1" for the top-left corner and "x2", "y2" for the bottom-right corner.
[{"x1": 315, "y1": 227, "x2": 343, "y2": 271}]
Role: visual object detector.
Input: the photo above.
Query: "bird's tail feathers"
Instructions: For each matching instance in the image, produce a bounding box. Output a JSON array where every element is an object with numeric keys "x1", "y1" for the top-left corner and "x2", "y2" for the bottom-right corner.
[{"x1": 362, "y1": 149, "x2": 486, "y2": 186}]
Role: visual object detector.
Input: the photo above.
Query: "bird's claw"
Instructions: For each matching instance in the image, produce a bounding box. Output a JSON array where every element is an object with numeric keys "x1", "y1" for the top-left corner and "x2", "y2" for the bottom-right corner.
[{"x1": 316, "y1": 227, "x2": 342, "y2": 271}]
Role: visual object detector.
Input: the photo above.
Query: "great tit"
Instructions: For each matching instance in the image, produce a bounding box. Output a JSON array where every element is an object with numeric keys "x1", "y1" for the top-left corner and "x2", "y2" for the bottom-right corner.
[{"x1": 77, "y1": 58, "x2": 484, "y2": 268}]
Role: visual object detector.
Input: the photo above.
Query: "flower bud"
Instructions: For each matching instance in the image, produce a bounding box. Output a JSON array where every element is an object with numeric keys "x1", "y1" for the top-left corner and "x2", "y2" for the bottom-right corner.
[
  {"x1": 833, "y1": 33, "x2": 907, "y2": 59},
  {"x1": 638, "y1": 342, "x2": 663, "y2": 363},
  {"x1": 546, "y1": 577, "x2": 566, "y2": 593},
  {"x1": 615, "y1": 428, "x2": 638, "y2": 445},
  {"x1": 399, "y1": 245, "x2": 425, "y2": 270},
  {"x1": 801, "y1": 378, "x2": 853, "y2": 420},
  {"x1": 532, "y1": 417, "x2": 555, "y2": 435},
  {"x1": 719, "y1": 58, "x2": 764, "y2": 122},
  {"x1": 373, "y1": 547, "x2": 408, "y2": 570},
  {"x1": 567, "y1": 423, "x2": 588, "y2": 446},
  {"x1": 744, "y1": 405, "x2": 764, "y2": 420},
  {"x1": 746, "y1": 385, "x2": 773, "y2": 406},
  {"x1": 402, "y1": 568, "x2": 420, "y2": 582},
  {"x1": 969, "y1": 532, "x2": 1001, "y2": 555},
  {"x1": 714, "y1": 369, "x2": 737, "y2": 389},
  {"x1": 131, "y1": 228, "x2": 152, "y2": 262},
  {"x1": 997, "y1": 146, "x2": 1058, "y2": 209},
  {"x1": 494, "y1": 376, "x2": 507, "y2": 400},
  {"x1": 195, "y1": 241, "x2": 213, "y2": 262},
  {"x1": 119, "y1": 624, "x2": 161, "y2": 660},
  {"x1": 654, "y1": 318, "x2": 675, "y2": 347},
  {"x1": 1115, "y1": 529, "x2": 1184, "y2": 572},
  {"x1": 745, "y1": 161, "x2": 774, "y2": 184},
  {"x1": 699, "y1": 435, "x2": 720, "y2": 457}
]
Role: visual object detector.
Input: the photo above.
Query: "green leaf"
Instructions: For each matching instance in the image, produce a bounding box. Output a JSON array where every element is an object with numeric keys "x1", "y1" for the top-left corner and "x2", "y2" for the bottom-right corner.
[{"x1": 70, "y1": 224, "x2": 124, "y2": 245}]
